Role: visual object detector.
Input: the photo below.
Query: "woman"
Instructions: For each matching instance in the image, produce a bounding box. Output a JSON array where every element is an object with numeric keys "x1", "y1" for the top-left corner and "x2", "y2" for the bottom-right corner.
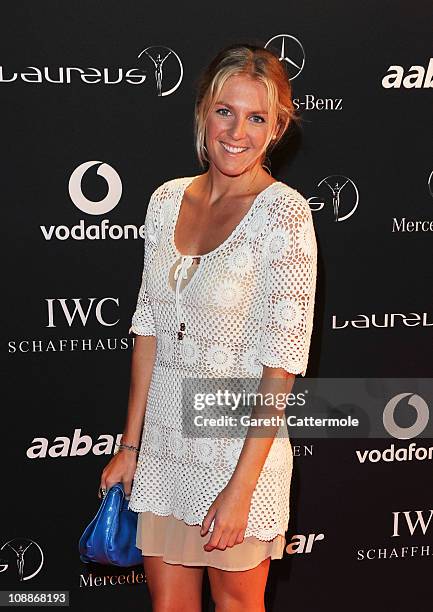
[{"x1": 99, "y1": 43, "x2": 317, "y2": 611}]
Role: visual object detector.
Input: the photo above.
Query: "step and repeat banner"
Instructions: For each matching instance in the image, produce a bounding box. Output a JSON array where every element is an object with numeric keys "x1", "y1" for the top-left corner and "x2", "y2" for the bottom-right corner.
[{"x1": 1, "y1": 2, "x2": 431, "y2": 611}]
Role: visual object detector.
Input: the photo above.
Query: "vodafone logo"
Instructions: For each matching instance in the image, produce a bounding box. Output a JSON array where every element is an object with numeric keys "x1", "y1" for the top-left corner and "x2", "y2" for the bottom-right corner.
[
  {"x1": 383, "y1": 393, "x2": 429, "y2": 440},
  {"x1": 40, "y1": 160, "x2": 145, "y2": 241},
  {"x1": 68, "y1": 161, "x2": 122, "y2": 215},
  {"x1": 355, "y1": 392, "x2": 432, "y2": 465}
]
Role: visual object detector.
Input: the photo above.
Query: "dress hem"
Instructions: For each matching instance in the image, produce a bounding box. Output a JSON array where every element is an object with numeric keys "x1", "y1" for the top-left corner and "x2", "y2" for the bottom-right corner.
[
  {"x1": 135, "y1": 550, "x2": 284, "y2": 571},
  {"x1": 129, "y1": 503, "x2": 287, "y2": 543},
  {"x1": 135, "y1": 510, "x2": 286, "y2": 571}
]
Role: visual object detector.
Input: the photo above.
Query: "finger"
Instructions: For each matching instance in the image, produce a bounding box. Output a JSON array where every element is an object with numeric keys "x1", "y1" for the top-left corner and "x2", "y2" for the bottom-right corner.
[
  {"x1": 226, "y1": 530, "x2": 239, "y2": 548},
  {"x1": 235, "y1": 529, "x2": 245, "y2": 545},
  {"x1": 98, "y1": 478, "x2": 107, "y2": 499},
  {"x1": 200, "y1": 508, "x2": 216, "y2": 536},
  {"x1": 123, "y1": 480, "x2": 132, "y2": 496},
  {"x1": 99, "y1": 480, "x2": 112, "y2": 499},
  {"x1": 216, "y1": 530, "x2": 230, "y2": 551},
  {"x1": 203, "y1": 525, "x2": 223, "y2": 552}
]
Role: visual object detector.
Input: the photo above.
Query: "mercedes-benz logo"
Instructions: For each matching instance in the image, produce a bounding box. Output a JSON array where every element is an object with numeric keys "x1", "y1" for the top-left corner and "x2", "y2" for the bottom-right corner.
[{"x1": 264, "y1": 34, "x2": 305, "y2": 80}]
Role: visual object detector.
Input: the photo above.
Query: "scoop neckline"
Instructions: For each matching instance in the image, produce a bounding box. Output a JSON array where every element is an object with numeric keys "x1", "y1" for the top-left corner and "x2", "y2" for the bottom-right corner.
[{"x1": 170, "y1": 175, "x2": 282, "y2": 259}]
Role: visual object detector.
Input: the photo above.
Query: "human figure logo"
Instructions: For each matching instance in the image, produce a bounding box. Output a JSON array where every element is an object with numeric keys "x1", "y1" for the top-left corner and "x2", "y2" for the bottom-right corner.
[
  {"x1": 0, "y1": 538, "x2": 44, "y2": 581},
  {"x1": 137, "y1": 45, "x2": 183, "y2": 96}
]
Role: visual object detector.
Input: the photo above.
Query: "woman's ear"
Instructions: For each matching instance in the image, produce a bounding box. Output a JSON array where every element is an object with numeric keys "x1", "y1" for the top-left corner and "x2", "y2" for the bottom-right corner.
[{"x1": 272, "y1": 120, "x2": 282, "y2": 140}]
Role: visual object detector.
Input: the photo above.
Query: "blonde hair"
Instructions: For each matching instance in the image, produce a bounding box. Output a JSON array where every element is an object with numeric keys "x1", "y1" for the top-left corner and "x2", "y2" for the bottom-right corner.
[{"x1": 194, "y1": 43, "x2": 301, "y2": 169}]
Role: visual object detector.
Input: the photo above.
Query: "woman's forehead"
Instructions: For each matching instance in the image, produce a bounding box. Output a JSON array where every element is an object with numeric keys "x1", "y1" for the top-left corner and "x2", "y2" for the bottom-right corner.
[{"x1": 217, "y1": 76, "x2": 269, "y2": 110}]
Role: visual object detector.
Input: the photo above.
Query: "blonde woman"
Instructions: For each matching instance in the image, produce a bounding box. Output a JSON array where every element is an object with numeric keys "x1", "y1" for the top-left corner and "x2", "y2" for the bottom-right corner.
[{"x1": 100, "y1": 43, "x2": 317, "y2": 612}]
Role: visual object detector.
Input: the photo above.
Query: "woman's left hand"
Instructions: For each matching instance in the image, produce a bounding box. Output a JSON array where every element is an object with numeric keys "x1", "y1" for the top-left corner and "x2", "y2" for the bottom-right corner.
[{"x1": 200, "y1": 482, "x2": 253, "y2": 551}]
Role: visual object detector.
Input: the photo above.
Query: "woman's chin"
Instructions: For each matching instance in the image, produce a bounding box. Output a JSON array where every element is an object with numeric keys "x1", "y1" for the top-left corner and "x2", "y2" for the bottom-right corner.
[{"x1": 210, "y1": 156, "x2": 256, "y2": 177}]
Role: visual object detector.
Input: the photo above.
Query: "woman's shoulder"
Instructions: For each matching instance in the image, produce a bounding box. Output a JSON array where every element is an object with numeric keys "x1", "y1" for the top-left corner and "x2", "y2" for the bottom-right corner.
[
  {"x1": 266, "y1": 180, "x2": 312, "y2": 221},
  {"x1": 150, "y1": 175, "x2": 197, "y2": 200},
  {"x1": 272, "y1": 180, "x2": 309, "y2": 204},
  {"x1": 145, "y1": 175, "x2": 196, "y2": 231}
]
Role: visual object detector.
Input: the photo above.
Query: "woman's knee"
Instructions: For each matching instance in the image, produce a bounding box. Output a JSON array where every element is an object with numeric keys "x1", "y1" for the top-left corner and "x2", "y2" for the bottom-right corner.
[
  {"x1": 208, "y1": 558, "x2": 270, "y2": 612},
  {"x1": 213, "y1": 592, "x2": 265, "y2": 612},
  {"x1": 150, "y1": 593, "x2": 201, "y2": 612},
  {"x1": 143, "y1": 556, "x2": 204, "y2": 612}
]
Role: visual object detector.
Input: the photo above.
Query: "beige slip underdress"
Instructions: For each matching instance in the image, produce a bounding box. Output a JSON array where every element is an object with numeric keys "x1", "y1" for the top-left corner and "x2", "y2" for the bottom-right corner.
[{"x1": 136, "y1": 510, "x2": 286, "y2": 571}]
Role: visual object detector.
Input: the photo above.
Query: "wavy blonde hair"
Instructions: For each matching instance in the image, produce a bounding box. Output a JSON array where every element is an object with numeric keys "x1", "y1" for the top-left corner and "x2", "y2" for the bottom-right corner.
[{"x1": 194, "y1": 43, "x2": 301, "y2": 169}]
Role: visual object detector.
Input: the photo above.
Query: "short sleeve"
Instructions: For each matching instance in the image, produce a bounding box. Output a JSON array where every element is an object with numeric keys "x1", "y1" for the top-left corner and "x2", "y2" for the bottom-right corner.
[
  {"x1": 256, "y1": 188, "x2": 317, "y2": 377},
  {"x1": 128, "y1": 186, "x2": 164, "y2": 337}
]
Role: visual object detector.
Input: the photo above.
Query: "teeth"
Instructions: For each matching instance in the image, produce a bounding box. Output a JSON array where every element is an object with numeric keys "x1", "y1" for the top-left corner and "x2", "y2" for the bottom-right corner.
[{"x1": 221, "y1": 142, "x2": 248, "y2": 154}]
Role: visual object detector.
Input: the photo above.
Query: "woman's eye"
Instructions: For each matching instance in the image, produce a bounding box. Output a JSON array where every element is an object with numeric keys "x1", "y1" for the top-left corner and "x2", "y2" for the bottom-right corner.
[{"x1": 215, "y1": 109, "x2": 265, "y2": 123}]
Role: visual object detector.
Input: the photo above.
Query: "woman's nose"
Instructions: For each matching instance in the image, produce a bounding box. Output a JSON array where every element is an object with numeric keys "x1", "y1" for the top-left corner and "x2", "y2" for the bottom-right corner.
[{"x1": 229, "y1": 117, "x2": 247, "y2": 140}]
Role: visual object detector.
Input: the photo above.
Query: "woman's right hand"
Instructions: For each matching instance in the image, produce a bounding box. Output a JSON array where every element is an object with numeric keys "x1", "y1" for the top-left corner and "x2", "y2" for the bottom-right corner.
[{"x1": 98, "y1": 450, "x2": 138, "y2": 499}]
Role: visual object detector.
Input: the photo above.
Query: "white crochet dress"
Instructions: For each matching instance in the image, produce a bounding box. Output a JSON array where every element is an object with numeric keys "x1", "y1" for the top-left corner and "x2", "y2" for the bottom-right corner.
[{"x1": 128, "y1": 175, "x2": 317, "y2": 542}]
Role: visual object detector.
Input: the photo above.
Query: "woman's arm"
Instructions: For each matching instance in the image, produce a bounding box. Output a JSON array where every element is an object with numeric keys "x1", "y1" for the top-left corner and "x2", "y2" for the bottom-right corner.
[
  {"x1": 200, "y1": 366, "x2": 296, "y2": 550},
  {"x1": 228, "y1": 188, "x2": 317, "y2": 492},
  {"x1": 99, "y1": 335, "x2": 156, "y2": 498},
  {"x1": 120, "y1": 335, "x2": 157, "y2": 447},
  {"x1": 99, "y1": 184, "x2": 163, "y2": 496},
  {"x1": 227, "y1": 365, "x2": 295, "y2": 495},
  {"x1": 200, "y1": 188, "x2": 317, "y2": 549}
]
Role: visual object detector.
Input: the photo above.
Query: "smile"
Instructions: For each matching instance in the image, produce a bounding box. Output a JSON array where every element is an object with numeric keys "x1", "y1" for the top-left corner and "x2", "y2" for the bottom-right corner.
[{"x1": 220, "y1": 142, "x2": 249, "y2": 154}]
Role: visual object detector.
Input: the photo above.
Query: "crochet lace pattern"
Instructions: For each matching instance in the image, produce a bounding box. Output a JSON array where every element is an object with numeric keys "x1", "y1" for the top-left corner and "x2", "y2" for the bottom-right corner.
[{"x1": 127, "y1": 175, "x2": 317, "y2": 541}]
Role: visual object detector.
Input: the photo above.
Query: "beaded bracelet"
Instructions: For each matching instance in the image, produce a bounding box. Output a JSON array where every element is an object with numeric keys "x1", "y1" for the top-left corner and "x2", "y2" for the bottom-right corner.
[{"x1": 114, "y1": 441, "x2": 140, "y2": 455}]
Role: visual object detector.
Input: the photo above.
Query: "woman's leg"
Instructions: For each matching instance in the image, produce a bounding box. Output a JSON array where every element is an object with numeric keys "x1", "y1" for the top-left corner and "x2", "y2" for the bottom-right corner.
[
  {"x1": 143, "y1": 555, "x2": 205, "y2": 612},
  {"x1": 207, "y1": 557, "x2": 270, "y2": 612}
]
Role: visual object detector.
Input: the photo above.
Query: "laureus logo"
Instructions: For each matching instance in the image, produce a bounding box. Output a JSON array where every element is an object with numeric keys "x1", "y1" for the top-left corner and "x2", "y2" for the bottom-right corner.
[
  {"x1": 0, "y1": 538, "x2": 44, "y2": 581},
  {"x1": 264, "y1": 34, "x2": 305, "y2": 80},
  {"x1": 137, "y1": 45, "x2": 183, "y2": 96},
  {"x1": 0, "y1": 45, "x2": 184, "y2": 95},
  {"x1": 308, "y1": 175, "x2": 359, "y2": 221}
]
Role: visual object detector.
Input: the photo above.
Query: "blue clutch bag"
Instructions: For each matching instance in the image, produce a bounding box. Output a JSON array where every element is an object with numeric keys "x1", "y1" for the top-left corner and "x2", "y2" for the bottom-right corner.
[{"x1": 78, "y1": 482, "x2": 142, "y2": 567}]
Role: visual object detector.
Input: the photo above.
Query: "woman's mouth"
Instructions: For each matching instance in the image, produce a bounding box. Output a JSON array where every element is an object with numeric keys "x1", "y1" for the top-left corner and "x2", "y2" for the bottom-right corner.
[{"x1": 220, "y1": 142, "x2": 249, "y2": 155}]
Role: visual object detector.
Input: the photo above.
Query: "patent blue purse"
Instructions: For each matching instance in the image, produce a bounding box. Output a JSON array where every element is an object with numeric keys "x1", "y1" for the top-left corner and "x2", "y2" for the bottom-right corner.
[{"x1": 78, "y1": 482, "x2": 142, "y2": 567}]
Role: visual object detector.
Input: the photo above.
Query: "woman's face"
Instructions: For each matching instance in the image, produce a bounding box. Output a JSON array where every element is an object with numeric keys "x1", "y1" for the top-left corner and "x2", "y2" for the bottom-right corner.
[{"x1": 205, "y1": 74, "x2": 275, "y2": 177}]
